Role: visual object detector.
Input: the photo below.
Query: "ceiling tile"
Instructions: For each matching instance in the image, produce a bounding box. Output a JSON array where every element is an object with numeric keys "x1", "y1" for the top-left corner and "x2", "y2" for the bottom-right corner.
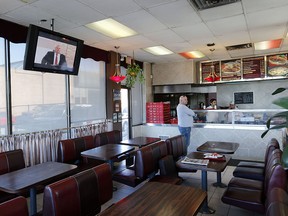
[
  {"x1": 33, "y1": 0, "x2": 106, "y2": 25},
  {"x1": 173, "y1": 22, "x2": 213, "y2": 41},
  {"x1": 249, "y1": 26, "x2": 286, "y2": 42},
  {"x1": 199, "y1": 2, "x2": 243, "y2": 22},
  {"x1": 79, "y1": 0, "x2": 141, "y2": 17},
  {"x1": 242, "y1": 0, "x2": 288, "y2": 13},
  {"x1": 134, "y1": 0, "x2": 178, "y2": 8},
  {"x1": 246, "y1": 5, "x2": 288, "y2": 29},
  {"x1": 217, "y1": 31, "x2": 251, "y2": 46},
  {"x1": 206, "y1": 14, "x2": 247, "y2": 36},
  {"x1": 115, "y1": 10, "x2": 168, "y2": 34},
  {"x1": 143, "y1": 29, "x2": 185, "y2": 44},
  {"x1": 148, "y1": 1, "x2": 201, "y2": 28}
]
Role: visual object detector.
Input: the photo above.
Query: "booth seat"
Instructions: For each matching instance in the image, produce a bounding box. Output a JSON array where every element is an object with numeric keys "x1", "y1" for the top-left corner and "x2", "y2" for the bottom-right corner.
[
  {"x1": 233, "y1": 138, "x2": 280, "y2": 181},
  {"x1": 94, "y1": 130, "x2": 121, "y2": 147},
  {"x1": 237, "y1": 138, "x2": 279, "y2": 169},
  {"x1": 165, "y1": 135, "x2": 196, "y2": 173},
  {"x1": 42, "y1": 163, "x2": 113, "y2": 216},
  {"x1": 0, "y1": 149, "x2": 26, "y2": 203},
  {"x1": 0, "y1": 196, "x2": 29, "y2": 216},
  {"x1": 113, "y1": 141, "x2": 182, "y2": 187},
  {"x1": 57, "y1": 135, "x2": 103, "y2": 174},
  {"x1": 221, "y1": 163, "x2": 287, "y2": 214},
  {"x1": 228, "y1": 149, "x2": 282, "y2": 190}
]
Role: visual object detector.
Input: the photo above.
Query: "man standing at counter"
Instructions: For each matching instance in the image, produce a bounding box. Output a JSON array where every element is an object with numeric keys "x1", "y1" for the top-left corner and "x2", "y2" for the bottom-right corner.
[{"x1": 177, "y1": 95, "x2": 196, "y2": 149}]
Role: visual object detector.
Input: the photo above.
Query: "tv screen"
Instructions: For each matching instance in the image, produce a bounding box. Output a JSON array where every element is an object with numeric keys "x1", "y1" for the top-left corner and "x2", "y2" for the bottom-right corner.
[{"x1": 24, "y1": 24, "x2": 84, "y2": 75}]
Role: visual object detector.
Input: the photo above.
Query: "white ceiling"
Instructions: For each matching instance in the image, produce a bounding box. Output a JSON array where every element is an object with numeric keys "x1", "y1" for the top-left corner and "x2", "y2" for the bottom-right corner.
[{"x1": 1, "y1": 0, "x2": 288, "y2": 63}]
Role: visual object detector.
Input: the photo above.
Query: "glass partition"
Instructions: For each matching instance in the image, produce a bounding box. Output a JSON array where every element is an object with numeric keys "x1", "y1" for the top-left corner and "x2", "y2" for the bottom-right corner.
[{"x1": 193, "y1": 109, "x2": 285, "y2": 126}]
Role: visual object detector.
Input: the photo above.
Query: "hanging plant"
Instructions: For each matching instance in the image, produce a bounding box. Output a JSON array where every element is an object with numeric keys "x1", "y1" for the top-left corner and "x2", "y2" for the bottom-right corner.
[{"x1": 125, "y1": 61, "x2": 145, "y2": 88}]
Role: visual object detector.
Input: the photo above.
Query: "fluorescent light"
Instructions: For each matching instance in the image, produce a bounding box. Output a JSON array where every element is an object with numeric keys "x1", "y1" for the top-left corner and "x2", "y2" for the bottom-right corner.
[
  {"x1": 143, "y1": 46, "x2": 173, "y2": 55},
  {"x1": 179, "y1": 51, "x2": 205, "y2": 59},
  {"x1": 254, "y1": 39, "x2": 282, "y2": 50},
  {"x1": 85, "y1": 18, "x2": 137, "y2": 39}
]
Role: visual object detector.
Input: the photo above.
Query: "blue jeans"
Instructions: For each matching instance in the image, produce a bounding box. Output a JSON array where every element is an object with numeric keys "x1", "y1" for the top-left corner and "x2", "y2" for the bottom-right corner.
[{"x1": 178, "y1": 126, "x2": 191, "y2": 148}]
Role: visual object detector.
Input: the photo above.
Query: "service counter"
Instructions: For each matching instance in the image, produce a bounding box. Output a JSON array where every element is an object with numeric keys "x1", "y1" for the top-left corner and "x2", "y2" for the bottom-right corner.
[{"x1": 132, "y1": 109, "x2": 286, "y2": 162}]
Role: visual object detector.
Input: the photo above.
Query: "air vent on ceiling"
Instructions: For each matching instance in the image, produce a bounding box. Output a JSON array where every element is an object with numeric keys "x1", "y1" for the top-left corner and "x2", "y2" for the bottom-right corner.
[
  {"x1": 225, "y1": 43, "x2": 252, "y2": 51},
  {"x1": 188, "y1": 0, "x2": 241, "y2": 10}
]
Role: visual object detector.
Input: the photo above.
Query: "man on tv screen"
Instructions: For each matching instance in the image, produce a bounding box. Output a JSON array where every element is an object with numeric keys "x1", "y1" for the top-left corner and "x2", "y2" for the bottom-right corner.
[{"x1": 41, "y1": 45, "x2": 67, "y2": 68}]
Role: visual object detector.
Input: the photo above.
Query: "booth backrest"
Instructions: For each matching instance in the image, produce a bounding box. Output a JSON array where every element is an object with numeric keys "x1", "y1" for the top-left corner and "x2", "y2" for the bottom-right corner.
[
  {"x1": 57, "y1": 135, "x2": 95, "y2": 165},
  {"x1": 94, "y1": 130, "x2": 121, "y2": 147},
  {"x1": 0, "y1": 196, "x2": 29, "y2": 216},
  {"x1": 135, "y1": 146, "x2": 156, "y2": 179},
  {"x1": 266, "y1": 187, "x2": 288, "y2": 216},
  {"x1": 266, "y1": 164, "x2": 287, "y2": 196},
  {"x1": 264, "y1": 139, "x2": 280, "y2": 167},
  {"x1": 150, "y1": 141, "x2": 168, "y2": 170},
  {"x1": 165, "y1": 135, "x2": 187, "y2": 160},
  {"x1": 42, "y1": 163, "x2": 113, "y2": 216},
  {"x1": 264, "y1": 149, "x2": 282, "y2": 194},
  {"x1": 0, "y1": 149, "x2": 25, "y2": 175},
  {"x1": 0, "y1": 149, "x2": 26, "y2": 204}
]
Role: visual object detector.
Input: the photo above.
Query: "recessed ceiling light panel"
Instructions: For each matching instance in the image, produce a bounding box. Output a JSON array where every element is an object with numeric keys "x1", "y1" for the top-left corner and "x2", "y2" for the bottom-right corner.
[
  {"x1": 86, "y1": 18, "x2": 137, "y2": 39},
  {"x1": 179, "y1": 51, "x2": 205, "y2": 59},
  {"x1": 143, "y1": 46, "x2": 173, "y2": 55},
  {"x1": 254, "y1": 39, "x2": 282, "y2": 50}
]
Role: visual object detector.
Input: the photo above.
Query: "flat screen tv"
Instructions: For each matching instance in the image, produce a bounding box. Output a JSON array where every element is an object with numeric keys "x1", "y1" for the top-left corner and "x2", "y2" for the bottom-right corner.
[{"x1": 24, "y1": 24, "x2": 84, "y2": 75}]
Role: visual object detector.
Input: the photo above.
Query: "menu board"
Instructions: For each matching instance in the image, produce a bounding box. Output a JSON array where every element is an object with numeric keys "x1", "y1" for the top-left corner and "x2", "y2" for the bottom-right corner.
[
  {"x1": 267, "y1": 54, "x2": 288, "y2": 77},
  {"x1": 242, "y1": 56, "x2": 265, "y2": 79},
  {"x1": 234, "y1": 92, "x2": 253, "y2": 104},
  {"x1": 221, "y1": 59, "x2": 241, "y2": 81},
  {"x1": 201, "y1": 61, "x2": 220, "y2": 83}
]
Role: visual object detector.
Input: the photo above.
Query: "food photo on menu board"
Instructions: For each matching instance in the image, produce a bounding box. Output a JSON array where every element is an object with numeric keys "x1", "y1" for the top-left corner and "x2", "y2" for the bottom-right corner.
[
  {"x1": 201, "y1": 61, "x2": 220, "y2": 83},
  {"x1": 242, "y1": 56, "x2": 265, "y2": 79},
  {"x1": 267, "y1": 54, "x2": 288, "y2": 77},
  {"x1": 221, "y1": 59, "x2": 241, "y2": 81}
]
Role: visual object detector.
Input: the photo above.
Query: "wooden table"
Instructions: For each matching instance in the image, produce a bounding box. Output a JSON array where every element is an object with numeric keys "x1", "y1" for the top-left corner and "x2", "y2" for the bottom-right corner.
[
  {"x1": 197, "y1": 141, "x2": 239, "y2": 154},
  {"x1": 99, "y1": 182, "x2": 206, "y2": 216},
  {"x1": 120, "y1": 136, "x2": 161, "y2": 148},
  {"x1": 0, "y1": 161, "x2": 77, "y2": 216},
  {"x1": 176, "y1": 152, "x2": 231, "y2": 214},
  {"x1": 197, "y1": 141, "x2": 239, "y2": 187},
  {"x1": 81, "y1": 144, "x2": 135, "y2": 167}
]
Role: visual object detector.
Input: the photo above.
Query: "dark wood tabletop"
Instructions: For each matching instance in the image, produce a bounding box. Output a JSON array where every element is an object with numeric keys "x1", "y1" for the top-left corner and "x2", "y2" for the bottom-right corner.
[
  {"x1": 197, "y1": 141, "x2": 239, "y2": 154},
  {"x1": 177, "y1": 152, "x2": 231, "y2": 173},
  {"x1": 81, "y1": 144, "x2": 135, "y2": 161},
  {"x1": 99, "y1": 182, "x2": 206, "y2": 216},
  {"x1": 120, "y1": 136, "x2": 161, "y2": 147},
  {"x1": 0, "y1": 161, "x2": 77, "y2": 215},
  {"x1": 0, "y1": 161, "x2": 77, "y2": 193}
]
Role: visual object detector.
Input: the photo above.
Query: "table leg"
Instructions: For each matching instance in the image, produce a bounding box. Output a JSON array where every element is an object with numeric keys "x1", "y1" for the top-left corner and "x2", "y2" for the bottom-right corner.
[
  {"x1": 29, "y1": 187, "x2": 37, "y2": 216},
  {"x1": 212, "y1": 172, "x2": 227, "y2": 188},
  {"x1": 200, "y1": 171, "x2": 215, "y2": 214},
  {"x1": 107, "y1": 160, "x2": 117, "y2": 192}
]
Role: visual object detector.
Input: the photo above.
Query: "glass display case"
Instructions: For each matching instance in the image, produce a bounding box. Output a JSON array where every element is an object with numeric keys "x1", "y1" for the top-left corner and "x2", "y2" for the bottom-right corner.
[{"x1": 193, "y1": 109, "x2": 285, "y2": 127}]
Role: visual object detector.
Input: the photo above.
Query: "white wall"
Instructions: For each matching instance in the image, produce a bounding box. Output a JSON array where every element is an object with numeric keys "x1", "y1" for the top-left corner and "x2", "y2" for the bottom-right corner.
[
  {"x1": 152, "y1": 61, "x2": 196, "y2": 85},
  {"x1": 216, "y1": 79, "x2": 288, "y2": 109}
]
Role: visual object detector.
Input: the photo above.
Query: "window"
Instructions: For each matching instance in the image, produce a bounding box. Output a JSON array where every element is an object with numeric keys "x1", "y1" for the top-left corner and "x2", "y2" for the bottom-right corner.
[
  {"x1": 11, "y1": 42, "x2": 67, "y2": 133},
  {"x1": 0, "y1": 38, "x2": 8, "y2": 135},
  {"x1": 2, "y1": 40, "x2": 107, "y2": 134},
  {"x1": 70, "y1": 58, "x2": 106, "y2": 126}
]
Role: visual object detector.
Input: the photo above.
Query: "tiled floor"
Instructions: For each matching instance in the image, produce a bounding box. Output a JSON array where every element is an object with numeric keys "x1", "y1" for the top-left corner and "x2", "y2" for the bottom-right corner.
[{"x1": 31, "y1": 164, "x2": 264, "y2": 216}]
